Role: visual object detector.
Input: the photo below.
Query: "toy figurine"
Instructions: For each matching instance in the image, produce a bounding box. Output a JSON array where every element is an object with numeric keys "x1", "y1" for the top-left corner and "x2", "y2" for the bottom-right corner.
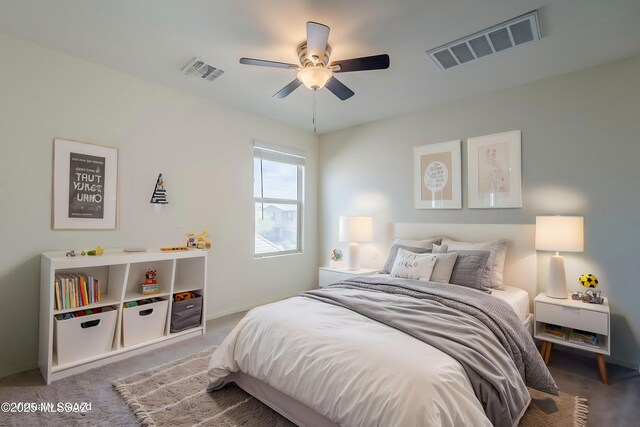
[
  {"x1": 141, "y1": 269, "x2": 160, "y2": 295},
  {"x1": 80, "y1": 251, "x2": 86, "y2": 256},
  {"x1": 65, "y1": 250, "x2": 76, "y2": 257},
  {"x1": 144, "y1": 269, "x2": 157, "y2": 285},
  {"x1": 86, "y1": 246, "x2": 104, "y2": 256}
]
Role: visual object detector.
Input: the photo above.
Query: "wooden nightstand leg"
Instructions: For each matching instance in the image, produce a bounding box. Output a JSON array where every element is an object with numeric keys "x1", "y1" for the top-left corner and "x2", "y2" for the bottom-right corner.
[
  {"x1": 596, "y1": 353, "x2": 609, "y2": 385},
  {"x1": 544, "y1": 342, "x2": 553, "y2": 365},
  {"x1": 539, "y1": 341, "x2": 547, "y2": 357}
]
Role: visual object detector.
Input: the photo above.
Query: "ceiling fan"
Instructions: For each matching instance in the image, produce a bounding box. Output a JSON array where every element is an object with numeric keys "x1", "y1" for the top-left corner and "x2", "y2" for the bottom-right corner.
[{"x1": 239, "y1": 21, "x2": 390, "y2": 101}]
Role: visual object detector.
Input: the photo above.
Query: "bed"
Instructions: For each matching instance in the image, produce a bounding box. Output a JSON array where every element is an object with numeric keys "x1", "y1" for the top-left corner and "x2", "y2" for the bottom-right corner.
[{"x1": 207, "y1": 224, "x2": 556, "y2": 427}]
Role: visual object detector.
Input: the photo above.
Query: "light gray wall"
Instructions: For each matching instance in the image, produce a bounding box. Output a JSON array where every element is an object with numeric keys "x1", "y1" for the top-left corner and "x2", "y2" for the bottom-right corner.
[
  {"x1": 0, "y1": 34, "x2": 319, "y2": 378},
  {"x1": 319, "y1": 56, "x2": 640, "y2": 368}
]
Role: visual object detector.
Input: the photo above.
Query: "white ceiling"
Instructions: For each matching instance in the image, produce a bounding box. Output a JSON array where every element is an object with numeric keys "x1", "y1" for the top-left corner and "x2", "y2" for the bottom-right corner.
[{"x1": 1, "y1": 0, "x2": 639, "y2": 134}]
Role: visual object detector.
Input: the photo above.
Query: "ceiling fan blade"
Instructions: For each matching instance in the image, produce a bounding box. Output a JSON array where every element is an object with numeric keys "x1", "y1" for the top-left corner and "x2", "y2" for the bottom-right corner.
[
  {"x1": 331, "y1": 54, "x2": 390, "y2": 73},
  {"x1": 273, "y1": 79, "x2": 303, "y2": 98},
  {"x1": 240, "y1": 57, "x2": 298, "y2": 69},
  {"x1": 325, "y1": 77, "x2": 355, "y2": 101},
  {"x1": 306, "y1": 21, "x2": 330, "y2": 62}
]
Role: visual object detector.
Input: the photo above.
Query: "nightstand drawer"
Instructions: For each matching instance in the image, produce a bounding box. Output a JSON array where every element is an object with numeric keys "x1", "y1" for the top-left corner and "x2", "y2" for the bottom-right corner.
[{"x1": 536, "y1": 301, "x2": 608, "y2": 335}]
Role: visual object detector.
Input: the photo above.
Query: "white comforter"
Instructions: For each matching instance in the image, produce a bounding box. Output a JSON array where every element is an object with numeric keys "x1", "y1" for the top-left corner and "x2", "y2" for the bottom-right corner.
[{"x1": 207, "y1": 296, "x2": 491, "y2": 426}]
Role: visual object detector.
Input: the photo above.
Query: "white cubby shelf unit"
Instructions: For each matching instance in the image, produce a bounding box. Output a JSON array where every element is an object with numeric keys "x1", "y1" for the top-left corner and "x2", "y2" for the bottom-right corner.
[{"x1": 39, "y1": 249, "x2": 207, "y2": 384}]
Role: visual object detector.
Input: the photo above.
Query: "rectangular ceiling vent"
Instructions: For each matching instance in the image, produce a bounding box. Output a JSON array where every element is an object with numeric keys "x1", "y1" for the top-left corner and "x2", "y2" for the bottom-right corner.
[
  {"x1": 182, "y1": 57, "x2": 225, "y2": 81},
  {"x1": 426, "y1": 10, "x2": 540, "y2": 71}
]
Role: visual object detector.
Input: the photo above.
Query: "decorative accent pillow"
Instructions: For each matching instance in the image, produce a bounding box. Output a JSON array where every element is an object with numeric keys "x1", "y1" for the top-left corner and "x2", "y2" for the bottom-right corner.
[
  {"x1": 381, "y1": 237, "x2": 441, "y2": 274},
  {"x1": 447, "y1": 249, "x2": 492, "y2": 292},
  {"x1": 390, "y1": 248, "x2": 437, "y2": 282},
  {"x1": 442, "y1": 238, "x2": 508, "y2": 290},
  {"x1": 381, "y1": 244, "x2": 431, "y2": 274},
  {"x1": 429, "y1": 252, "x2": 459, "y2": 283}
]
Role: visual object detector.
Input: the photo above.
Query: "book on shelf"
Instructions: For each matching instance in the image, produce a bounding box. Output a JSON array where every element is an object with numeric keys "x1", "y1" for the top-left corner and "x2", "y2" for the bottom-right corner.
[
  {"x1": 54, "y1": 273, "x2": 101, "y2": 310},
  {"x1": 542, "y1": 323, "x2": 567, "y2": 339},
  {"x1": 141, "y1": 283, "x2": 160, "y2": 295},
  {"x1": 569, "y1": 329, "x2": 599, "y2": 347}
]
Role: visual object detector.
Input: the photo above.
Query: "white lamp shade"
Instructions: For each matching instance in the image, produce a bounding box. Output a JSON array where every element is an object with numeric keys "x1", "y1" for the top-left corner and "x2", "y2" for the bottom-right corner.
[
  {"x1": 338, "y1": 216, "x2": 373, "y2": 243},
  {"x1": 535, "y1": 216, "x2": 584, "y2": 252}
]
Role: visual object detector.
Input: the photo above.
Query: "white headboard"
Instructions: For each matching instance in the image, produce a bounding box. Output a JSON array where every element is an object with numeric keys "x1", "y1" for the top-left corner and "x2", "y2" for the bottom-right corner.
[{"x1": 391, "y1": 223, "x2": 538, "y2": 303}]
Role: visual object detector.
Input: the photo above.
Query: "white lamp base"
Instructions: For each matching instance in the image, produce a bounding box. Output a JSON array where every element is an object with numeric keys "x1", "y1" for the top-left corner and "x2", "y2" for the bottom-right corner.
[
  {"x1": 347, "y1": 242, "x2": 360, "y2": 270},
  {"x1": 547, "y1": 254, "x2": 568, "y2": 299}
]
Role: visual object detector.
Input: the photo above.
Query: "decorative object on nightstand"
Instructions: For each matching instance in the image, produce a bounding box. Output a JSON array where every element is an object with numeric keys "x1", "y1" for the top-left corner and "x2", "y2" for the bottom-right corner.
[
  {"x1": 318, "y1": 267, "x2": 378, "y2": 288},
  {"x1": 535, "y1": 216, "x2": 584, "y2": 299},
  {"x1": 330, "y1": 249, "x2": 343, "y2": 269},
  {"x1": 534, "y1": 292, "x2": 610, "y2": 384},
  {"x1": 338, "y1": 216, "x2": 373, "y2": 270}
]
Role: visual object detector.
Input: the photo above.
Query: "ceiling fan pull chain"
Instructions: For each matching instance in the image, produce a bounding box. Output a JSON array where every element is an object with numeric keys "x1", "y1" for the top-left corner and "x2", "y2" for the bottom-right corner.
[{"x1": 313, "y1": 91, "x2": 317, "y2": 133}]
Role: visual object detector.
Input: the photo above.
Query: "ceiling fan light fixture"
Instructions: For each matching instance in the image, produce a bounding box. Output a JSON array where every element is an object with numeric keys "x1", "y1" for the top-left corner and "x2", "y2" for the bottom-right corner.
[{"x1": 297, "y1": 66, "x2": 332, "y2": 90}]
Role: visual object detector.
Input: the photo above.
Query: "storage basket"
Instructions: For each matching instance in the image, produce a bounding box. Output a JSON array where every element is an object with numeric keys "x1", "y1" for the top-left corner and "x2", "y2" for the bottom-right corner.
[
  {"x1": 170, "y1": 294, "x2": 203, "y2": 333},
  {"x1": 122, "y1": 299, "x2": 168, "y2": 347},
  {"x1": 54, "y1": 306, "x2": 117, "y2": 365}
]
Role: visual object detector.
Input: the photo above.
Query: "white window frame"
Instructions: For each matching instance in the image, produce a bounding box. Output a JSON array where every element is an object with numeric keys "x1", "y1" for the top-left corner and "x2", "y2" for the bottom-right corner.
[{"x1": 254, "y1": 142, "x2": 305, "y2": 258}]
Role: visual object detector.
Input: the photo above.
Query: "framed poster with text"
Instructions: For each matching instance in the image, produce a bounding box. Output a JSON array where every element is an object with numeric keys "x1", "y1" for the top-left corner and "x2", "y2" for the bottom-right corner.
[
  {"x1": 414, "y1": 140, "x2": 461, "y2": 209},
  {"x1": 52, "y1": 138, "x2": 118, "y2": 229}
]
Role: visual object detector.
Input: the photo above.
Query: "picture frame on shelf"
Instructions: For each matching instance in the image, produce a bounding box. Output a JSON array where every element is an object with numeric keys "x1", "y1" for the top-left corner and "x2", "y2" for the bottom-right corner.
[
  {"x1": 467, "y1": 130, "x2": 522, "y2": 209},
  {"x1": 413, "y1": 140, "x2": 461, "y2": 209},
  {"x1": 52, "y1": 138, "x2": 118, "y2": 230}
]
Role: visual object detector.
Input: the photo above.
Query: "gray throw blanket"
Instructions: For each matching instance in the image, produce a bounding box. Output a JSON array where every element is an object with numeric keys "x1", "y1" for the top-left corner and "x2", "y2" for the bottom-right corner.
[{"x1": 302, "y1": 276, "x2": 558, "y2": 427}]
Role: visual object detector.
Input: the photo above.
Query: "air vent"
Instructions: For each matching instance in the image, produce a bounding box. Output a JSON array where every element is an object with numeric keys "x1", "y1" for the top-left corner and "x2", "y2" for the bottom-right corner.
[
  {"x1": 427, "y1": 10, "x2": 540, "y2": 71},
  {"x1": 182, "y1": 57, "x2": 225, "y2": 81}
]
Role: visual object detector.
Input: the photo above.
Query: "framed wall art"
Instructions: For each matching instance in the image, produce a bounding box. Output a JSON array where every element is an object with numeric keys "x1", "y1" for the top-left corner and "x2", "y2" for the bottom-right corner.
[
  {"x1": 52, "y1": 138, "x2": 118, "y2": 229},
  {"x1": 414, "y1": 140, "x2": 461, "y2": 209},
  {"x1": 467, "y1": 130, "x2": 522, "y2": 209}
]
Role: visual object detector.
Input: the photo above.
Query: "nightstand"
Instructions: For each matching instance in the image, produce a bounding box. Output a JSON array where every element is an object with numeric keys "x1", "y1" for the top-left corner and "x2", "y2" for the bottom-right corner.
[
  {"x1": 534, "y1": 292, "x2": 610, "y2": 384},
  {"x1": 318, "y1": 267, "x2": 378, "y2": 288}
]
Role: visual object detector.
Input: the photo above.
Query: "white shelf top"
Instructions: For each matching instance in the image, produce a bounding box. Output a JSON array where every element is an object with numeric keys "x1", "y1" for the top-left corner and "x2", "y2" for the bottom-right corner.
[{"x1": 43, "y1": 248, "x2": 207, "y2": 267}]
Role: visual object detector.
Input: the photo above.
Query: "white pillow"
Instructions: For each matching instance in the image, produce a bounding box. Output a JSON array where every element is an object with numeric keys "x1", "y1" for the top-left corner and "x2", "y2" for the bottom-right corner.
[
  {"x1": 441, "y1": 238, "x2": 508, "y2": 290},
  {"x1": 391, "y1": 248, "x2": 437, "y2": 282},
  {"x1": 429, "y1": 252, "x2": 459, "y2": 283}
]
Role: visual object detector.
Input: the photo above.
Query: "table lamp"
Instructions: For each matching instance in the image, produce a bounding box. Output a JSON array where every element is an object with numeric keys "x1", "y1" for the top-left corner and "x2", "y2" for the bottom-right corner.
[
  {"x1": 339, "y1": 216, "x2": 373, "y2": 270},
  {"x1": 535, "y1": 216, "x2": 584, "y2": 299}
]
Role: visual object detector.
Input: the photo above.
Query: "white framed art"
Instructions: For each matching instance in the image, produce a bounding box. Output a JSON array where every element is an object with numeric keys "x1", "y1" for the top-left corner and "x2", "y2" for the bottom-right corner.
[
  {"x1": 414, "y1": 140, "x2": 461, "y2": 209},
  {"x1": 467, "y1": 130, "x2": 522, "y2": 209},
  {"x1": 53, "y1": 138, "x2": 118, "y2": 229}
]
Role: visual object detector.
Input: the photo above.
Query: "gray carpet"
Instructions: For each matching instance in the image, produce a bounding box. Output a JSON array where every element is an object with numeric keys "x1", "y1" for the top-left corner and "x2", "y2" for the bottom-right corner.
[
  {"x1": 1, "y1": 310, "x2": 639, "y2": 427},
  {"x1": 0, "y1": 312, "x2": 244, "y2": 427}
]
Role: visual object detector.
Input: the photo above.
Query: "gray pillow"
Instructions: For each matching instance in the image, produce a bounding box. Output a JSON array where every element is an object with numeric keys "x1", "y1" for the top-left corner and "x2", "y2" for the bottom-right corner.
[
  {"x1": 447, "y1": 250, "x2": 492, "y2": 292},
  {"x1": 442, "y1": 238, "x2": 508, "y2": 290},
  {"x1": 430, "y1": 252, "x2": 459, "y2": 283},
  {"x1": 432, "y1": 244, "x2": 448, "y2": 253},
  {"x1": 381, "y1": 244, "x2": 432, "y2": 274}
]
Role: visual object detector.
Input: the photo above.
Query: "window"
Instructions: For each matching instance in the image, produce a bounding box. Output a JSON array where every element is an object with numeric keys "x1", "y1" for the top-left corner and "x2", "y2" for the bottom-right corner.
[{"x1": 254, "y1": 143, "x2": 304, "y2": 257}]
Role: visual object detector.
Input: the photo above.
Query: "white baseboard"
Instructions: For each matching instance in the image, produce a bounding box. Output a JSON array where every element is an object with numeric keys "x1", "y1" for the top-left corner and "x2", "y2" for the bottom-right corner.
[{"x1": 0, "y1": 361, "x2": 38, "y2": 381}]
